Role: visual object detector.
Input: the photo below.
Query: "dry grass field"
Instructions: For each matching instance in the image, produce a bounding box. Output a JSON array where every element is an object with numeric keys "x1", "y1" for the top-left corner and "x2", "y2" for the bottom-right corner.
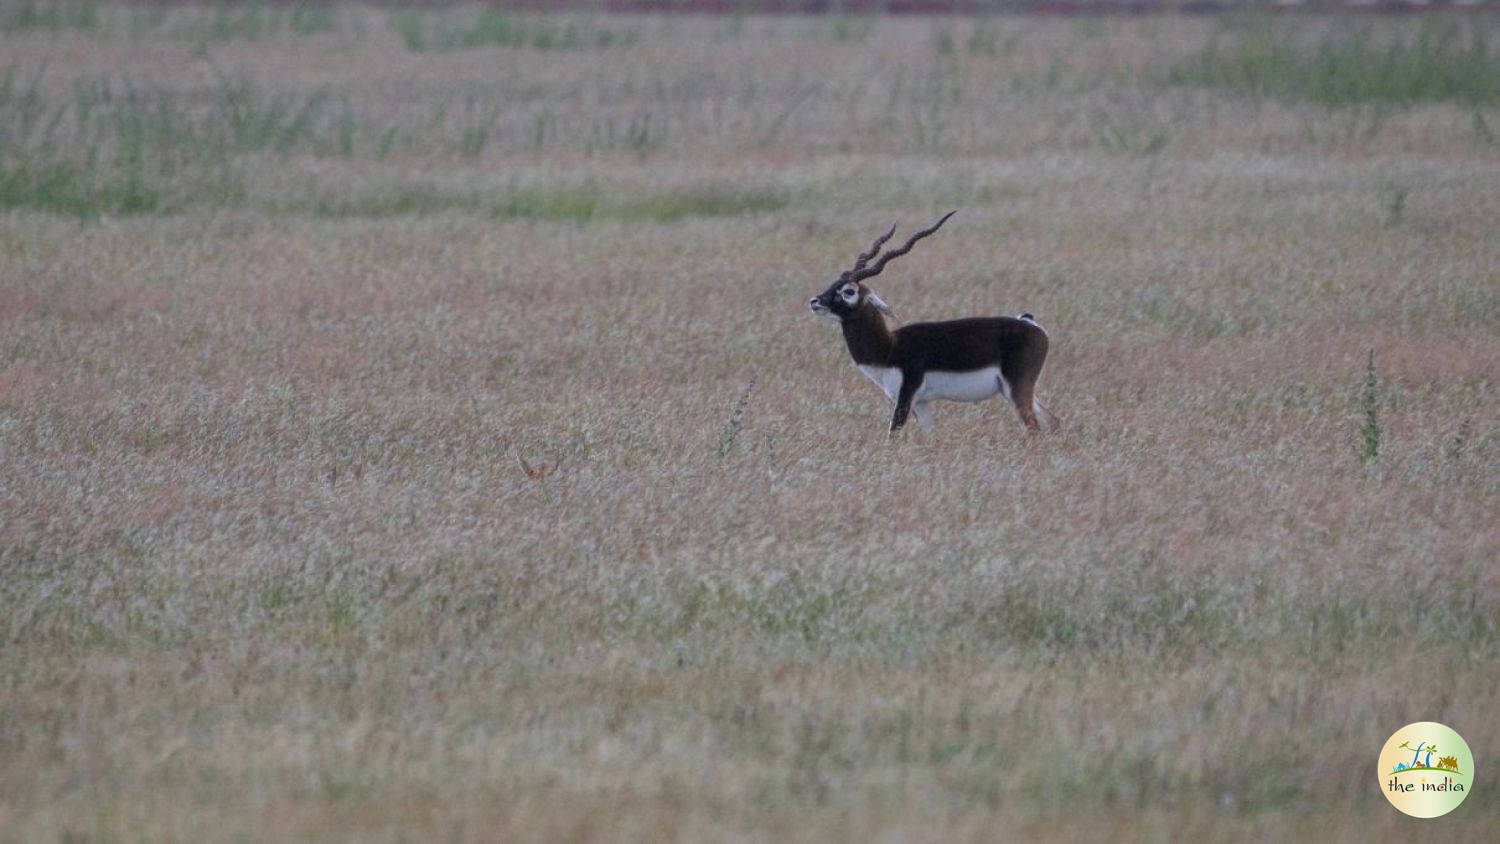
[{"x1": 2, "y1": 5, "x2": 1499, "y2": 841}]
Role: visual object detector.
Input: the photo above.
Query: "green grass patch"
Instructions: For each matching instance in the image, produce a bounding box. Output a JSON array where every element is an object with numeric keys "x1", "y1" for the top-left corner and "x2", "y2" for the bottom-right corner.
[
  {"x1": 0, "y1": 68, "x2": 354, "y2": 216},
  {"x1": 390, "y1": 10, "x2": 638, "y2": 54},
  {"x1": 0, "y1": 2, "x2": 341, "y2": 40},
  {"x1": 176, "y1": 4, "x2": 336, "y2": 41},
  {"x1": 613, "y1": 184, "x2": 789, "y2": 223},
  {"x1": 285, "y1": 181, "x2": 790, "y2": 222},
  {"x1": 0, "y1": 154, "x2": 161, "y2": 216},
  {"x1": 1167, "y1": 18, "x2": 1500, "y2": 106},
  {"x1": 285, "y1": 183, "x2": 489, "y2": 219},
  {"x1": 502, "y1": 182, "x2": 789, "y2": 223},
  {"x1": 0, "y1": 63, "x2": 737, "y2": 217},
  {"x1": 0, "y1": 1, "x2": 100, "y2": 33},
  {"x1": 801, "y1": 12, "x2": 876, "y2": 44}
]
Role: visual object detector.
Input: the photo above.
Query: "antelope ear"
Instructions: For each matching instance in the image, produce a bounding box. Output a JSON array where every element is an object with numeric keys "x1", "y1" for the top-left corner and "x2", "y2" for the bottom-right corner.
[{"x1": 867, "y1": 291, "x2": 898, "y2": 322}]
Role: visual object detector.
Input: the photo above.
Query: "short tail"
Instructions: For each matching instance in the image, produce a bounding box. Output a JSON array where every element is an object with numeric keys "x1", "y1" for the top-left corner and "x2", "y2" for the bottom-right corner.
[{"x1": 1033, "y1": 399, "x2": 1060, "y2": 431}]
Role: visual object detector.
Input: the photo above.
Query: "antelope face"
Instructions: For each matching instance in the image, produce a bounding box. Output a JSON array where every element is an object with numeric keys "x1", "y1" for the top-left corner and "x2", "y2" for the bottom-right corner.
[{"x1": 808, "y1": 276, "x2": 864, "y2": 324}]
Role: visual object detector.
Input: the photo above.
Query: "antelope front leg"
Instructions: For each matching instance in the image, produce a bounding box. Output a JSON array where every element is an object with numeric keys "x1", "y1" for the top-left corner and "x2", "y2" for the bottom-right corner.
[{"x1": 889, "y1": 371, "x2": 923, "y2": 433}]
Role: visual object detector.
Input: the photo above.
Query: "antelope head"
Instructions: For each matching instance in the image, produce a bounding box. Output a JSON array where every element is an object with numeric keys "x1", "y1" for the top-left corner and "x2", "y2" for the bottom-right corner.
[{"x1": 808, "y1": 211, "x2": 956, "y2": 325}]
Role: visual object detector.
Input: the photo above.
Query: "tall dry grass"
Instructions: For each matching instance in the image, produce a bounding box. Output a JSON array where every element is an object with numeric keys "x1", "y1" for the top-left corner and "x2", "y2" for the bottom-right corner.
[{"x1": 1, "y1": 7, "x2": 1498, "y2": 841}]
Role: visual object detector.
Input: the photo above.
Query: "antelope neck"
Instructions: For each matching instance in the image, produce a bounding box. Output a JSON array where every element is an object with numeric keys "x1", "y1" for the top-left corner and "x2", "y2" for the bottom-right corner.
[{"x1": 841, "y1": 306, "x2": 894, "y2": 367}]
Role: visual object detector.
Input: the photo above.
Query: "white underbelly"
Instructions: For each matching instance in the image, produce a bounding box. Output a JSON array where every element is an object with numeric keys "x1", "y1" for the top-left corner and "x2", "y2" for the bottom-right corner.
[
  {"x1": 857, "y1": 365, "x2": 1010, "y2": 404},
  {"x1": 921, "y1": 367, "x2": 1008, "y2": 402}
]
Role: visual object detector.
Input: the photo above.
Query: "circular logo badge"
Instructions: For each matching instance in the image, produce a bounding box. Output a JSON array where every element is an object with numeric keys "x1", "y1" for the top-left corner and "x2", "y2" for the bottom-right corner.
[{"x1": 1379, "y1": 721, "x2": 1474, "y2": 817}]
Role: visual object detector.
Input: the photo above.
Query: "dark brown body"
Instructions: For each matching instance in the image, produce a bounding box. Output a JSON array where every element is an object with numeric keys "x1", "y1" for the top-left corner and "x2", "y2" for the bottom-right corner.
[{"x1": 837, "y1": 306, "x2": 1054, "y2": 431}]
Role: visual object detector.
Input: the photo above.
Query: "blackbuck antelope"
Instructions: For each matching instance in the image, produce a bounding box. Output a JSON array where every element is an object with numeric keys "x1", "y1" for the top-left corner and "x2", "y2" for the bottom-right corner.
[{"x1": 808, "y1": 211, "x2": 1059, "y2": 433}]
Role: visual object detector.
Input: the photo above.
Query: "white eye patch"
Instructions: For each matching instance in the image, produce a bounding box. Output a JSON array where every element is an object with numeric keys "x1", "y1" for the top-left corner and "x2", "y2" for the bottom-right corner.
[{"x1": 839, "y1": 285, "x2": 859, "y2": 304}]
